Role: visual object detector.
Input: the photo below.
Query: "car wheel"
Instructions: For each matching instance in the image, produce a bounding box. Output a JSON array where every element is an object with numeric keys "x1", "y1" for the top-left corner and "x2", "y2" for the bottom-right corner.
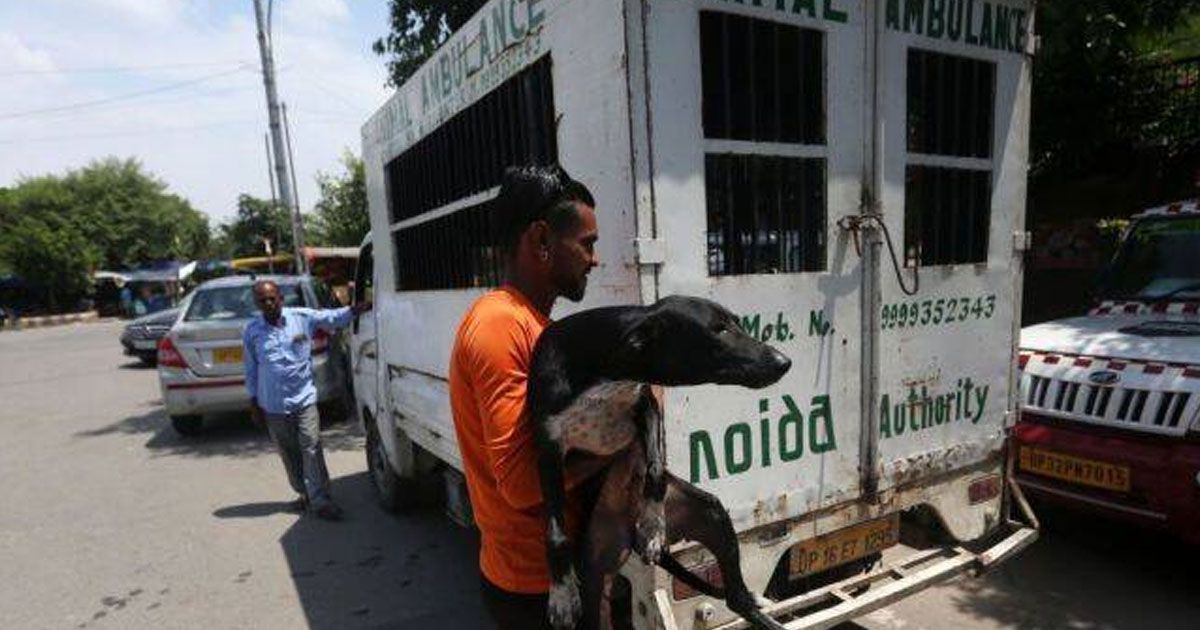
[
  {"x1": 365, "y1": 413, "x2": 416, "y2": 512},
  {"x1": 171, "y1": 414, "x2": 203, "y2": 436},
  {"x1": 138, "y1": 355, "x2": 156, "y2": 367}
]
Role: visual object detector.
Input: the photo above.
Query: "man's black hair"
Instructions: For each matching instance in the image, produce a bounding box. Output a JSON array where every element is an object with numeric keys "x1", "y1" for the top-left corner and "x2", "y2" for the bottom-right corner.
[{"x1": 493, "y1": 164, "x2": 595, "y2": 253}]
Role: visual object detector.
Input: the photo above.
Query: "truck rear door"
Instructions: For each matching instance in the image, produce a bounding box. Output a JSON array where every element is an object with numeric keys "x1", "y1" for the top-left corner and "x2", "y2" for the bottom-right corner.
[
  {"x1": 642, "y1": 0, "x2": 870, "y2": 529},
  {"x1": 872, "y1": 1, "x2": 1032, "y2": 495}
]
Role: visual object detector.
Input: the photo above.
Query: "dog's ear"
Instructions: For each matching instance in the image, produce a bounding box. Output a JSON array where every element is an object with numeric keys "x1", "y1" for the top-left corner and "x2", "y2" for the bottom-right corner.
[{"x1": 621, "y1": 314, "x2": 663, "y2": 356}]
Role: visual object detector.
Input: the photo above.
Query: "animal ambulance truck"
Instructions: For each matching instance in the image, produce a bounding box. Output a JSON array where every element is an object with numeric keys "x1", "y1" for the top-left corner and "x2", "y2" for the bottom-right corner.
[{"x1": 351, "y1": 1, "x2": 1039, "y2": 627}]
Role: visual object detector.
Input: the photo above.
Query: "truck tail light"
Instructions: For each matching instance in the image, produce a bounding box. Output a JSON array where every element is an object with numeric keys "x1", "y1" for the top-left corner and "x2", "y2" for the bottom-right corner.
[
  {"x1": 157, "y1": 337, "x2": 188, "y2": 369},
  {"x1": 968, "y1": 474, "x2": 1002, "y2": 505},
  {"x1": 312, "y1": 329, "x2": 329, "y2": 355},
  {"x1": 671, "y1": 559, "x2": 723, "y2": 601}
]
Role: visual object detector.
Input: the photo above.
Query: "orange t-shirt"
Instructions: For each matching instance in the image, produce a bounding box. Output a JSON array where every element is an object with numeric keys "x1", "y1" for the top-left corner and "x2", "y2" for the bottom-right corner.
[{"x1": 448, "y1": 286, "x2": 583, "y2": 594}]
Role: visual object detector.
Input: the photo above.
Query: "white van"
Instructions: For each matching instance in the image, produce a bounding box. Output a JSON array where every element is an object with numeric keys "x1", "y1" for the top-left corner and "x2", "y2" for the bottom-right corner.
[{"x1": 353, "y1": 1, "x2": 1038, "y2": 627}]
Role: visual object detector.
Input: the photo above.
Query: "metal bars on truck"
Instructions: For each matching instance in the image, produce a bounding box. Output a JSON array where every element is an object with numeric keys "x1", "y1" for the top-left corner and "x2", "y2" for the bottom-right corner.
[{"x1": 698, "y1": 10, "x2": 827, "y2": 277}]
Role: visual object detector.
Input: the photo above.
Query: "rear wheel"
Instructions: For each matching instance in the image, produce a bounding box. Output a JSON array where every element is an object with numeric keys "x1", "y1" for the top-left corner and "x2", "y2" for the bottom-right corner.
[
  {"x1": 170, "y1": 414, "x2": 203, "y2": 436},
  {"x1": 365, "y1": 412, "x2": 417, "y2": 512}
]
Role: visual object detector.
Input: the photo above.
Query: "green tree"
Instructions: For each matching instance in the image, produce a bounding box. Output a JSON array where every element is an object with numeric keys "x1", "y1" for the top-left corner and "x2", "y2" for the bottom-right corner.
[
  {"x1": 372, "y1": 0, "x2": 486, "y2": 87},
  {"x1": 0, "y1": 214, "x2": 98, "y2": 312},
  {"x1": 213, "y1": 194, "x2": 295, "y2": 259},
  {"x1": 308, "y1": 151, "x2": 369, "y2": 247},
  {"x1": 0, "y1": 157, "x2": 209, "y2": 311},
  {"x1": 1033, "y1": 2, "x2": 1200, "y2": 181}
]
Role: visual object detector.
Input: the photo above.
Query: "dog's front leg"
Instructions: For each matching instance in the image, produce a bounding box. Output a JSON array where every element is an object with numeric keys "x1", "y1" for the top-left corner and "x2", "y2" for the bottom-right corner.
[
  {"x1": 633, "y1": 386, "x2": 666, "y2": 565},
  {"x1": 663, "y1": 474, "x2": 785, "y2": 630},
  {"x1": 536, "y1": 428, "x2": 582, "y2": 630}
]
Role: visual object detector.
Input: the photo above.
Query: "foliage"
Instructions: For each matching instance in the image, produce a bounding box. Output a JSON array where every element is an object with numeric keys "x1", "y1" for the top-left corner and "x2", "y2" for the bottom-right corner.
[
  {"x1": 1033, "y1": 2, "x2": 1200, "y2": 181},
  {"x1": 372, "y1": 0, "x2": 486, "y2": 87},
  {"x1": 0, "y1": 212, "x2": 99, "y2": 312},
  {"x1": 307, "y1": 151, "x2": 369, "y2": 247},
  {"x1": 0, "y1": 157, "x2": 209, "y2": 312},
  {"x1": 212, "y1": 195, "x2": 295, "y2": 259}
]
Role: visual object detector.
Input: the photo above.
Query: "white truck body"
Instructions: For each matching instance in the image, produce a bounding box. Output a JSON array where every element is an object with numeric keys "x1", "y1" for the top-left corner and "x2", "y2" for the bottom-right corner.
[{"x1": 355, "y1": 1, "x2": 1038, "y2": 627}]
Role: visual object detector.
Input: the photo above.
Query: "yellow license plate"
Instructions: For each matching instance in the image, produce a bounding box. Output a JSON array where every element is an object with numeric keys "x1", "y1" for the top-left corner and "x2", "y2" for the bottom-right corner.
[
  {"x1": 789, "y1": 515, "x2": 900, "y2": 578},
  {"x1": 1019, "y1": 446, "x2": 1130, "y2": 492},
  {"x1": 212, "y1": 347, "x2": 243, "y2": 364}
]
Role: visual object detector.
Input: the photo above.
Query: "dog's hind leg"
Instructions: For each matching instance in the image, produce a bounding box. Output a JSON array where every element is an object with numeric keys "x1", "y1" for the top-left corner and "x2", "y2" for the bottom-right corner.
[
  {"x1": 632, "y1": 387, "x2": 666, "y2": 565},
  {"x1": 581, "y1": 442, "x2": 643, "y2": 630},
  {"x1": 663, "y1": 474, "x2": 785, "y2": 630}
]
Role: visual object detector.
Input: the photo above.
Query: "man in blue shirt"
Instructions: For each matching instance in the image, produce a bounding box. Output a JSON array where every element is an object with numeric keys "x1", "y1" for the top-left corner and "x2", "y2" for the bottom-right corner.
[{"x1": 243, "y1": 279, "x2": 371, "y2": 520}]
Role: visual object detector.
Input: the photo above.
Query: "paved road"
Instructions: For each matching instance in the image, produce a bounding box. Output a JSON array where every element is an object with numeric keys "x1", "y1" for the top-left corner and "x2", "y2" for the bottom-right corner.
[{"x1": 1, "y1": 321, "x2": 1197, "y2": 629}]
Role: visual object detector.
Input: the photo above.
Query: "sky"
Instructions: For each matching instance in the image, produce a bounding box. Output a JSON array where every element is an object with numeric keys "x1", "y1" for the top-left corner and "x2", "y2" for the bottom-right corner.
[{"x1": 0, "y1": 0, "x2": 395, "y2": 223}]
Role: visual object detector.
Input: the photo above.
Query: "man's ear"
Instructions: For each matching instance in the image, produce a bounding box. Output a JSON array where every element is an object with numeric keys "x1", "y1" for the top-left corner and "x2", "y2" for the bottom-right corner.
[{"x1": 528, "y1": 220, "x2": 552, "y2": 253}]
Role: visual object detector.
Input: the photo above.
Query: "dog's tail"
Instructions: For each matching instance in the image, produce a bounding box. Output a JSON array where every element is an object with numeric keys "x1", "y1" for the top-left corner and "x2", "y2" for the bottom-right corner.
[{"x1": 735, "y1": 603, "x2": 788, "y2": 630}]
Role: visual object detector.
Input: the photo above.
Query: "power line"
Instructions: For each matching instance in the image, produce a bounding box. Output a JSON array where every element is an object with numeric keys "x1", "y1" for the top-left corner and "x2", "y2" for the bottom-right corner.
[
  {"x1": 0, "y1": 120, "x2": 261, "y2": 144},
  {"x1": 0, "y1": 60, "x2": 253, "y2": 77},
  {"x1": 0, "y1": 66, "x2": 254, "y2": 120}
]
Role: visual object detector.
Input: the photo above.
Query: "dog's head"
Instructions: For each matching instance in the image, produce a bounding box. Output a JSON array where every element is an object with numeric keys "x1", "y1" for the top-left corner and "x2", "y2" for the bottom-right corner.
[{"x1": 616, "y1": 296, "x2": 792, "y2": 389}]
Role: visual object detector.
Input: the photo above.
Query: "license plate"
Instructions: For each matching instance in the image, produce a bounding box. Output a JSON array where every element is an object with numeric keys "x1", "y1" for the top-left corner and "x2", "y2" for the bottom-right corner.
[
  {"x1": 788, "y1": 515, "x2": 900, "y2": 578},
  {"x1": 212, "y1": 347, "x2": 243, "y2": 364},
  {"x1": 1018, "y1": 446, "x2": 1130, "y2": 492}
]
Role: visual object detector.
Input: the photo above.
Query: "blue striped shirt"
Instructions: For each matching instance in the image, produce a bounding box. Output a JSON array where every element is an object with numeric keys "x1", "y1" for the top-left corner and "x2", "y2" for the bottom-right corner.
[{"x1": 243, "y1": 307, "x2": 353, "y2": 415}]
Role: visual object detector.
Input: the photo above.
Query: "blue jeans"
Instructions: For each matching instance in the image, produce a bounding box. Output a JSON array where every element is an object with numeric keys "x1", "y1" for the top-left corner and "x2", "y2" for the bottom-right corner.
[{"x1": 265, "y1": 405, "x2": 332, "y2": 509}]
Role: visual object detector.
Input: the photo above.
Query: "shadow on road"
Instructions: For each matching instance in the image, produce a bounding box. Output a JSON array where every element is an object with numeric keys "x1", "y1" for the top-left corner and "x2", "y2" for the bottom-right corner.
[
  {"x1": 213, "y1": 501, "x2": 298, "y2": 519},
  {"x1": 117, "y1": 360, "x2": 155, "y2": 370},
  {"x1": 74, "y1": 407, "x2": 365, "y2": 459},
  {"x1": 945, "y1": 503, "x2": 1200, "y2": 629},
  {"x1": 269, "y1": 471, "x2": 491, "y2": 630}
]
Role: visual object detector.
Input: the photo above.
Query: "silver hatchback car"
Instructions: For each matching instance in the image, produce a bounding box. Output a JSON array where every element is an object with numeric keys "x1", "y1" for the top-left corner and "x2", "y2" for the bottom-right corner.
[{"x1": 157, "y1": 275, "x2": 348, "y2": 436}]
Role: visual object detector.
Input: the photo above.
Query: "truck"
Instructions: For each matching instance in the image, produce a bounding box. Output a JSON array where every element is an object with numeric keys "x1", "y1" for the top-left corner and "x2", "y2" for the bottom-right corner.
[
  {"x1": 352, "y1": 1, "x2": 1039, "y2": 627},
  {"x1": 1015, "y1": 200, "x2": 1200, "y2": 545}
]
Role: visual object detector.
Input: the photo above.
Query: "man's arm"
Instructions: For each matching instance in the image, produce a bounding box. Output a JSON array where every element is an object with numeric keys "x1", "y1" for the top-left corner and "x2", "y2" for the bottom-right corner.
[
  {"x1": 243, "y1": 329, "x2": 264, "y2": 427},
  {"x1": 306, "y1": 306, "x2": 354, "y2": 331}
]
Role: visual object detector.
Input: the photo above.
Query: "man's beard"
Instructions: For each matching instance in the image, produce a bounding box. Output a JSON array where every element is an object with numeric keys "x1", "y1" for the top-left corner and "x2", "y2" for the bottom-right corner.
[{"x1": 561, "y1": 277, "x2": 587, "y2": 302}]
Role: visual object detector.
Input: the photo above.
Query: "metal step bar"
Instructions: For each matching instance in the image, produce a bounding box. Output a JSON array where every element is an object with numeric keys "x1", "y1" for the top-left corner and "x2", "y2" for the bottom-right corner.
[{"x1": 659, "y1": 477, "x2": 1039, "y2": 630}]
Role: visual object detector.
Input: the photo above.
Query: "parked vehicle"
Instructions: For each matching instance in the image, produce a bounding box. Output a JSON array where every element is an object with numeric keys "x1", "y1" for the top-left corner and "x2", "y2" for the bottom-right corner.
[
  {"x1": 120, "y1": 306, "x2": 181, "y2": 365},
  {"x1": 157, "y1": 275, "x2": 348, "y2": 436},
  {"x1": 1015, "y1": 200, "x2": 1200, "y2": 544},
  {"x1": 355, "y1": 1, "x2": 1038, "y2": 627}
]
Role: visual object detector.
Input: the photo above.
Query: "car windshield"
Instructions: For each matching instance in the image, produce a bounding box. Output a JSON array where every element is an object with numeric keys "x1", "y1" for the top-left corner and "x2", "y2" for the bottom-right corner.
[
  {"x1": 184, "y1": 284, "x2": 305, "y2": 322},
  {"x1": 1102, "y1": 217, "x2": 1200, "y2": 301}
]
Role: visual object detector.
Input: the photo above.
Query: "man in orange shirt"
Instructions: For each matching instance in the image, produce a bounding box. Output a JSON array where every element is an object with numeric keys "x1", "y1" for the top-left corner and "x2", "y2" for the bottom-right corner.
[{"x1": 449, "y1": 165, "x2": 611, "y2": 629}]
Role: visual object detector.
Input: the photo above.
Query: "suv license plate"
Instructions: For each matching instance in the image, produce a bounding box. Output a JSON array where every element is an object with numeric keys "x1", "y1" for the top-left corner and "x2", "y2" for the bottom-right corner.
[{"x1": 1018, "y1": 446, "x2": 1130, "y2": 492}]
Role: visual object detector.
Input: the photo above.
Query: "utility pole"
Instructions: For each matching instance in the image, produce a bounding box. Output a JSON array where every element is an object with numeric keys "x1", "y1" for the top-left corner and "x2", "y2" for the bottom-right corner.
[{"x1": 251, "y1": 0, "x2": 306, "y2": 274}]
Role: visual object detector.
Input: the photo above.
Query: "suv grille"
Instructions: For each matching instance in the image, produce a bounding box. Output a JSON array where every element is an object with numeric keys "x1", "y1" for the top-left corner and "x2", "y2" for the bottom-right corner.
[
  {"x1": 1020, "y1": 352, "x2": 1200, "y2": 435},
  {"x1": 1025, "y1": 375, "x2": 1191, "y2": 429}
]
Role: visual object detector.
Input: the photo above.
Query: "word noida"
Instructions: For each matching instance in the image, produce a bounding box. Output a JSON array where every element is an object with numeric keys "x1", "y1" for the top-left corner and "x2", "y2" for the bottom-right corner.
[{"x1": 880, "y1": 377, "x2": 990, "y2": 439}]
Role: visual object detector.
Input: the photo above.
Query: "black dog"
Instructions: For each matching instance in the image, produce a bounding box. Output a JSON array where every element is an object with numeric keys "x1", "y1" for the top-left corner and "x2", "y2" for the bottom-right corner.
[{"x1": 528, "y1": 296, "x2": 792, "y2": 629}]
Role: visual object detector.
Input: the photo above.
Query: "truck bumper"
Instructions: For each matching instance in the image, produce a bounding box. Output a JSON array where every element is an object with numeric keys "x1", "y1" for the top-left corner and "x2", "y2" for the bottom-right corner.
[
  {"x1": 679, "y1": 505, "x2": 1037, "y2": 630},
  {"x1": 1012, "y1": 417, "x2": 1200, "y2": 545}
]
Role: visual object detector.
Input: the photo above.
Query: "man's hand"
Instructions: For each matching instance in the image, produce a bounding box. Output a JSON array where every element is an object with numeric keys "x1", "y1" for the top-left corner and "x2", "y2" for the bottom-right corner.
[
  {"x1": 249, "y1": 402, "x2": 266, "y2": 429},
  {"x1": 351, "y1": 300, "x2": 373, "y2": 316}
]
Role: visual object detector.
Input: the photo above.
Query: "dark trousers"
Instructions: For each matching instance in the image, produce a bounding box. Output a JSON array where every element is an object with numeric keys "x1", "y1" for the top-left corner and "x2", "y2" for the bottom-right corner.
[
  {"x1": 479, "y1": 576, "x2": 552, "y2": 630},
  {"x1": 265, "y1": 405, "x2": 332, "y2": 509}
]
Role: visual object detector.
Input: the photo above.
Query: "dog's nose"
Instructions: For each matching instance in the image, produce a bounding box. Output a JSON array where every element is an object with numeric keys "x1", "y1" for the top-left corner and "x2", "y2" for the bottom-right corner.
[{"x1": 770, "y1": 349, "x2": 792, "y2": 375}]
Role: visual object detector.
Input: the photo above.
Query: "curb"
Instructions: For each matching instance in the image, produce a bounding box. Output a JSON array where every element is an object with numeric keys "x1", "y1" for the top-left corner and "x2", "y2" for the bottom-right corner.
[{"x1": 0, "y1": 310, "x2": 99, "y2": 331}]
